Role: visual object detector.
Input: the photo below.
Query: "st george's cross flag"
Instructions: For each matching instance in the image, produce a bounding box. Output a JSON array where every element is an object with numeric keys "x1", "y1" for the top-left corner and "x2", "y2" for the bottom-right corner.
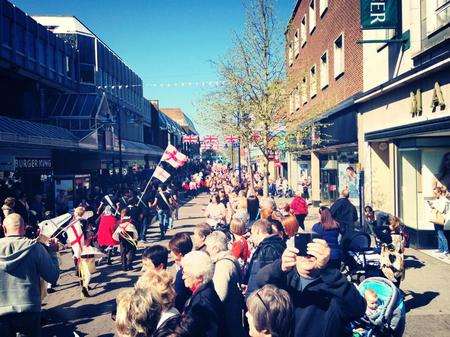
[
  {"x1": 153, "y1": 165, "x2": 171, "y2": 183},
  {"x1": 162, "y1": 144, "x2": 188, "y2": 168},
  {"x1": 65, "y1": 219, "x2": 85, "y2": 259}
]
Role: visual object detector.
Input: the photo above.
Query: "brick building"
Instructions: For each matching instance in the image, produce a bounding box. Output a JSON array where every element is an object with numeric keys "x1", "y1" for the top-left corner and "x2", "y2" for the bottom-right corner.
[{"x1": 285, "y1": 0, "x2": 363, "y2": 206}]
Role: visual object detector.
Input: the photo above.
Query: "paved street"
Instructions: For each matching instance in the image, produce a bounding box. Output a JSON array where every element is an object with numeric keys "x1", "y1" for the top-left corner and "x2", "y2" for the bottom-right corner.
[{"x1": 42, "y1": 194, "x2": 450, "y2": 337}]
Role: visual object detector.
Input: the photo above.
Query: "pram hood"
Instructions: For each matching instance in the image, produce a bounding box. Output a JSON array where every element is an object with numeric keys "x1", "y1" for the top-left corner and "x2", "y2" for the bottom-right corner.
[{"x1": 357, "y1": 277, "x2": 405, "y2": 333}]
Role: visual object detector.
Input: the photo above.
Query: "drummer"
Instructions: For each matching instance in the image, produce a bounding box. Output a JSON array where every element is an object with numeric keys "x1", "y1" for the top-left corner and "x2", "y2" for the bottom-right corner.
[{"x1": 113, "y1": 208, "x2": 138, "y2": 271}]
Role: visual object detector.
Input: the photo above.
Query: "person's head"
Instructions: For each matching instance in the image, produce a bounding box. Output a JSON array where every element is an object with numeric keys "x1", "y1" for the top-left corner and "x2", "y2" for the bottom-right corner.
[
  {"x1": 238, "y1": 196, "x2": 248, "y2": 209},
  {"x1": 281, "y1": 216, "x2": 299, "y2": 238},
  {"x1": 388, "y1": 215, "x2": 401, "y2": 232},
  {"x1": 260, "y1": 198, "x2": 276, "y2": 212},
  {"x1": 2, "y1": 213, "x2": 25, "y2": 237},
  {"x1": 364, "y1": 288, "x2": 380, "y2": 311},
  {"x1": 433, "y1": 185, "x2": 447, "y2": 197},
  {"x1": 251, "y1": 219, "x2": 273, "y2": 246},
  {"x1": 136, "y1": 269, "x2": 175, "y2": 311},
  {"x1": 268, "y1": 217, "x2": 285, "y2": 239},
  {"x1": 142, "y1": 245, "x2": 169, "y2": 272},
  {"x1": 169, "y1": 232, "x2": 193, "y2": 264},
  {"x1": 364, "y1": 205, "x2": 374, "y2": 218},
  {"x1": 218, "y1": 190, "x2": 225, "y2": 199},
  {"x1": 260, "y1": 208, "x2": 273, "y2": 220},
  {"x1": 74, "y1": 206, "x2": 85, "y2": 218},
  {"x1": 121, "y1": 207, "x2": 130, "y2": 219},
  {"x1": 103, "y1": 205, "x2": 112, "y2": 216},
  {"x1": 18, "y1": 192, "x2": 26, "y2": 201},
  {"x1": 34, "y1": 194, "x2": 42, "y2": 202},
  {"x1": 115, "y1": 287, "x2": 161, "y2": 337},
  {"x1": 205, "y1": 231, "x2": 228, "y2": 257},
  {"x1": 230, "y1": 218, "x2": 246, "y2": 236},
  {"x1": 192, "y1": 222, "x2": 213, "y2": 250},
  {"x1": 246, "y1": 285, "x2": 293, "y2": 337},
  {"x1": 341, "y1": 189, "x2": 350, "y2": 198},
  {"x1": 181, "y1": 251, "x2": 214, "y2": 291},
  {"x1": 4, "y1": 197, "x2": 15, "y2": 208},
  {"x1": 319, "y1": 206, "x2": 339, "y2": 230},
  {"x1": 346, "y1": 166, "x2": 356, "y2": 177},
  {"x1": 211, "y1": 194, "x2": 220, "y2": 204}
]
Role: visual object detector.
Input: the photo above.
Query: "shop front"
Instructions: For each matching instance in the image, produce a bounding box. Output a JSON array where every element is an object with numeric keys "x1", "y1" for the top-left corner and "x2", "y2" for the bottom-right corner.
[{"x1": 359, "y1": 64, "x2": 450, "y2": 248}]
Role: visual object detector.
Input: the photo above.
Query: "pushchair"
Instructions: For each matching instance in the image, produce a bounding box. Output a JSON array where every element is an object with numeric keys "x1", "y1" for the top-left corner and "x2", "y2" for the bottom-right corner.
[
  {"x1": 341, "y1": 231, "x2": 383, "y2": 284},
  {"x1": 351, "y1": 277, "x2": 405, "y2": 337}
]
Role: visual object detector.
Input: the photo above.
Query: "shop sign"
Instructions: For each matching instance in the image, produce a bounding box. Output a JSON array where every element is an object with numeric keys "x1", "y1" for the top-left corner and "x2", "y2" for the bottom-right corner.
[
  {"x1": 360, "y1": 0, "x2": 399, "y2": 29},
  {"x1": 15, "y1": 158, "x2": 52, "y2": 169},
  {"x1": 0, "y1": 155, "x2": 15, "y2": 171}
]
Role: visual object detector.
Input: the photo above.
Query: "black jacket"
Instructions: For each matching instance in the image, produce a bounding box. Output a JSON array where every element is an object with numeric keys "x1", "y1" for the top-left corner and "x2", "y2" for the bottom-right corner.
[
  {"x1": 152, "y1": 314, "x2": 180, "y2": 337},
  {"x1": 330, "y1": 198, "x2": 358, "y2": 232},
  {"x1": 245, "y1": 235, "x2": 285, "y2": 296},
  {"x1": 183, "y1": 281, "x2": 225, "y2": 337},
  {"x1": 255, "y1": 260, "x2": 366, "y2": 337}
]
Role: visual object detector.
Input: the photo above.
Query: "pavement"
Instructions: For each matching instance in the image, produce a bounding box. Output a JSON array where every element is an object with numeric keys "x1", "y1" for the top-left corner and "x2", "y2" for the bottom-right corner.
[{"x1": 41, "y1": 194, "x2": 450, "y2": 337}]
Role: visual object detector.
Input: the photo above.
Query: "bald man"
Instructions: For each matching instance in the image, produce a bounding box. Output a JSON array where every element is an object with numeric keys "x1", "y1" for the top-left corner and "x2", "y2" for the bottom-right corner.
[{"x1": 0, "y1": 213, "x2": 60, "y2": 337}]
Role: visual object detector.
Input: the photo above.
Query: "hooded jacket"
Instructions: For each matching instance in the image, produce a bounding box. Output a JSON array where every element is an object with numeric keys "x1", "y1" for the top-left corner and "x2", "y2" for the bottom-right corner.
[
  {"x1": 0, "y1": 236, "x2": 60, "y2": 316},
  {"x1": 244, "y1": 235, "x2": 285, "y2": 297},
  {"x1": 255, "y1": 260, "x2": 366, "y2": 337}
]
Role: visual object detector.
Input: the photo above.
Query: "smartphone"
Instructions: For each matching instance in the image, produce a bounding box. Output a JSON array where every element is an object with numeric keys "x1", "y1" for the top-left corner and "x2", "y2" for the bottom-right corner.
[{"x1": 294, "y1": 232, "x2": 319, "y2": 256}]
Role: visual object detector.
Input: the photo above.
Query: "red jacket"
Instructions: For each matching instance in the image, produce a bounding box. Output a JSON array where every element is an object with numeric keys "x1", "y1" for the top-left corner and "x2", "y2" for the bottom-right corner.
[
  {"x1": 290, "y1": 196, "x2": 308, "y2": 215},
  {"x1": 97, "y1": 214, "x2": 119, "y2": 247}
]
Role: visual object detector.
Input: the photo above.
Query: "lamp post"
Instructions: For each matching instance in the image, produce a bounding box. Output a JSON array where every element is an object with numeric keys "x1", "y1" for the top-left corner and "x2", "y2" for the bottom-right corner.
[{"x1": 117, "y1": 106, "x2": 123, "y2": 185}]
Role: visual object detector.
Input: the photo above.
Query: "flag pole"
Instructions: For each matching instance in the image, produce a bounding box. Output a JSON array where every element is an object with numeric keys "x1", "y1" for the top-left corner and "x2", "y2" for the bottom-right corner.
[{"x1": 136, "y1": 146, "x2": 167, "y2": 207}]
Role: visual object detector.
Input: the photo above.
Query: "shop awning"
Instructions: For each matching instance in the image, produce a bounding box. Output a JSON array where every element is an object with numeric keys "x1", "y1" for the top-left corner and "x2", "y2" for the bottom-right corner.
[
  {"x1": 0, "y1": 116, "x2": 78, "y2": 148},
  {"x1": 121, "y1": 140, "x2": 164, "y2": 156}
]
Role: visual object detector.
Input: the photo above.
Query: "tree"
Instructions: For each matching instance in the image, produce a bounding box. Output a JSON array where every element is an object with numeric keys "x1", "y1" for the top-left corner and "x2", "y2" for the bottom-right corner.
[{"x1": 197, "y1": 0, "x2": 339, "y2": 195}]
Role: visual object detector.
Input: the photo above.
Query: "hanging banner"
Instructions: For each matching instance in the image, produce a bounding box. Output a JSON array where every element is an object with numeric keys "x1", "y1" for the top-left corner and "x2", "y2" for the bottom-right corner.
[
  {"x1": 203, "y1": 135, "x2": 219, "y2": 144},
  {"x1": 182, "y1": 135, "x2": 199, "y2": 144},
  {"x1": 225, "y1": 135, "x2": 239, "y2": 144},
  {"x1": 360, "y1": 0, "x2": 399, "y2": 29}
]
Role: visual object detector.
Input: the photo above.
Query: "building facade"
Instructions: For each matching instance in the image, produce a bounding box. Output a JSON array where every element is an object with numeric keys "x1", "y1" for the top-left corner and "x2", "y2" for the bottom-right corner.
[
  {"x1": 358, "y1": 0, "x2": 450, "y2": 247},
  {"x1": 0, "y1": 0, "x2": 189, "y2": 209},
  {"x1": 285, "y1": 0, "x2": 363, "y2": 206}
]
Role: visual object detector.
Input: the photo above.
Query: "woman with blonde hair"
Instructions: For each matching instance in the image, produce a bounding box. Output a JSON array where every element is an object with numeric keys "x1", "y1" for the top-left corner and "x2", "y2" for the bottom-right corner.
[
  {"x1": 136, "y1": 269, "x2": 181, "y2": 336},
  {"x1": 115, "y1": 287, "x2": 162, "y2": 337}
]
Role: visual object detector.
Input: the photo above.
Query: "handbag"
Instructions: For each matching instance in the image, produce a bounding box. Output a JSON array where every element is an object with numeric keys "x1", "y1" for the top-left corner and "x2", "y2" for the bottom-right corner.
[{"x1": 431, "y1": 209, "x2": 445, "y2": 226}]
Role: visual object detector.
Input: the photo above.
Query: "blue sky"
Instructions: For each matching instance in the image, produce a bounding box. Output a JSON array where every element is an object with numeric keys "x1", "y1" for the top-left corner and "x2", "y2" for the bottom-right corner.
[{"x1": 13, "y1": 0, "x2": 295, "y2": 134}]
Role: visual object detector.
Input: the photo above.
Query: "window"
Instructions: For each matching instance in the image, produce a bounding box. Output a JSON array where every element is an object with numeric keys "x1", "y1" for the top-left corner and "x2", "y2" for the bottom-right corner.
[
  {"x1": 16, "y1": 25, "x2": 26, "y2": 53},
  {"x1": 428, "y1": 0, "x2": 450, "y2": 33},
  {"x1": 333, "y1": 34, "x2": 345, "y2": 78},
  {"x1": 301, "y1": 77, "x2": 308, "y2": 105},
  {"x1": 294, "y1": 85, "x2": 300, "y2": 110},
  {"x1": 301, "y1": 16, "x2": 307, "y2": 46},
  {"x1": 309, "y1": 1, "x2": 316, "y2": 34},
  {"x1": 310, "y1": 65, "x2": 317, "y2": 98},
  {"x1": 289, "y1": 91, "x2": 294, "y2": 113},
  {"x1": 37, "y1": 39, "x2": 45, "y2": 65},
  {"x1": 47, "y1": 46, "x2": 55, "y2": 70},
  {"x1": 26, "y1": 32, "x2": 36, "y2": 59},
  {"x1": 320, "y1": 0, "x2": 328, "y2": 17},
  {"x1": 320, "y1": 51, "x2": 329, "y2": 89},
  {"x1": 288, "y1": 42, "x2": 294, "y2": 66},
  {"x1": 2, "y1": 17, "x2": 12, "y2": 47},
  {"x1": 294, "y1": 29, "x2": 300, "y2": 57}
]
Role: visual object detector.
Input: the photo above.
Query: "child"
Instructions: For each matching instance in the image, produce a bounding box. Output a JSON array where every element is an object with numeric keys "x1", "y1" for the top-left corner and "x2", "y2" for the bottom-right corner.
[
  {"x1": 113, "y1": 208, "x2": 138, "y2": 271},
  {"x1": 142, "y1": 244, "x2": 169, "y2": 272},
  {"x1": 230, "y1": 218, "x2": 250, "y2": 273},
  {"x1": 364, "y1": 288, "x2": 384, "y2": 323}
]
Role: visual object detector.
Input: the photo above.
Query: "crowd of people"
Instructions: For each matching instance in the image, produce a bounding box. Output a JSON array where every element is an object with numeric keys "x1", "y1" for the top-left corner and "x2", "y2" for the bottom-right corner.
[{"x1": 0, "y1": 161, "x2": 414, "y2": 337}]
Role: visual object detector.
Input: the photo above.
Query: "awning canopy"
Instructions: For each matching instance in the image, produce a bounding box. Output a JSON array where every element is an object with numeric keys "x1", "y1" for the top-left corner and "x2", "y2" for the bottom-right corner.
[
  {"x1": 121, "y1": 140, "x2": 164, "y2": 157},
  {"x1": 0, "y1": 116, "x2": 78, "y2": 148}
]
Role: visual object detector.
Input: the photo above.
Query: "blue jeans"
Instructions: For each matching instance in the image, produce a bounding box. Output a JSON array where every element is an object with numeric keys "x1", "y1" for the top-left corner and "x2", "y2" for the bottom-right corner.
[
  {"x1": 435, "y1": 224, "x2": 449, "y2": 253},
  {"x1": 158, "y1": 210, "x2": 171, "y2": 233},
  {"x1": 139, "y1": 217, "x2": 149, "y2": 241}
]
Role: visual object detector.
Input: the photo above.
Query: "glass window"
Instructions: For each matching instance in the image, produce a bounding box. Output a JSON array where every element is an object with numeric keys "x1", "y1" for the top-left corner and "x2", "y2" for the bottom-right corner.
[
  {"x1": 26, "y1": 32, "x2": 36, "y2": 59},
  {"x1": 2, "y1": 17, "x2": 12, "y2": 47},
  {"x1": 320, "y1": 51, "x2": 329, "y2": 89},
  {"x1": 309, "y1": 1, "x2": 316, "y2": 34},
  {"x1": 47, "y1": 46, "x2": 55, "y2": 70},
  {"x1": 294, "y1": 85, "x2": 300, "y2": 110},
  {"x1": 37, "y1": 39, "x2": 45, "y2": 64},
  {"x1": 301, "y1": 77, "x2": 308, "y2": 105},
  {"x1": 320, "y1": 0, "x2": 328, "y2": 17},
  {"x1": 310, "y1": 65, "x2": 317, "y2": 98},
  {"x1": 80, "y1": 64, "x2": 95, "y2": 83},
  {"x1": 333, "y1": 34, "x2": 345, "y2": 78},
  {"x1": 301, "y1": 16, "x2": 307, "y2": 46},
  {"x1": 294, "y1": 29, "x2": 300, "y2": 57},
  {"x1": 288, "y1": 42, "x2": 294, "y2": 66},
  {"x1": 16, "y1": 25, "x2": 26, "y2": 53}
]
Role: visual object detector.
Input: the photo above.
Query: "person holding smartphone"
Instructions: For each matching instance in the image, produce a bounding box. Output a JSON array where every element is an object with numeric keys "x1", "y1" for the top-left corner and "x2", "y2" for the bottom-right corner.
[{"x1": 253, "y1": 237, "x2": 365, "y2": 337}]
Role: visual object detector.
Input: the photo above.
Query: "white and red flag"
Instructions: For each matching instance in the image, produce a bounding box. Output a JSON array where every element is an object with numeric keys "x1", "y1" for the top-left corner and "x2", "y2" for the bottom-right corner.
[
  {"x1": 182, "y1": 135, "x2": 199, "y2": 144},
  {"x1": 203, "y1": 135, "x2": 219, "y2": 144},
  {"x1": 162, "y1": 144, "x2": 188, "y2": 168},
  {"x1": 153, "y1": 165, "x2": 171, "y2": 183},
  {"x1": 225, "y1": 135, "x2": 239, "y2": 144},
  {"x1": 65, "y1": 219, "x2": 85, "y2": 259}
]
